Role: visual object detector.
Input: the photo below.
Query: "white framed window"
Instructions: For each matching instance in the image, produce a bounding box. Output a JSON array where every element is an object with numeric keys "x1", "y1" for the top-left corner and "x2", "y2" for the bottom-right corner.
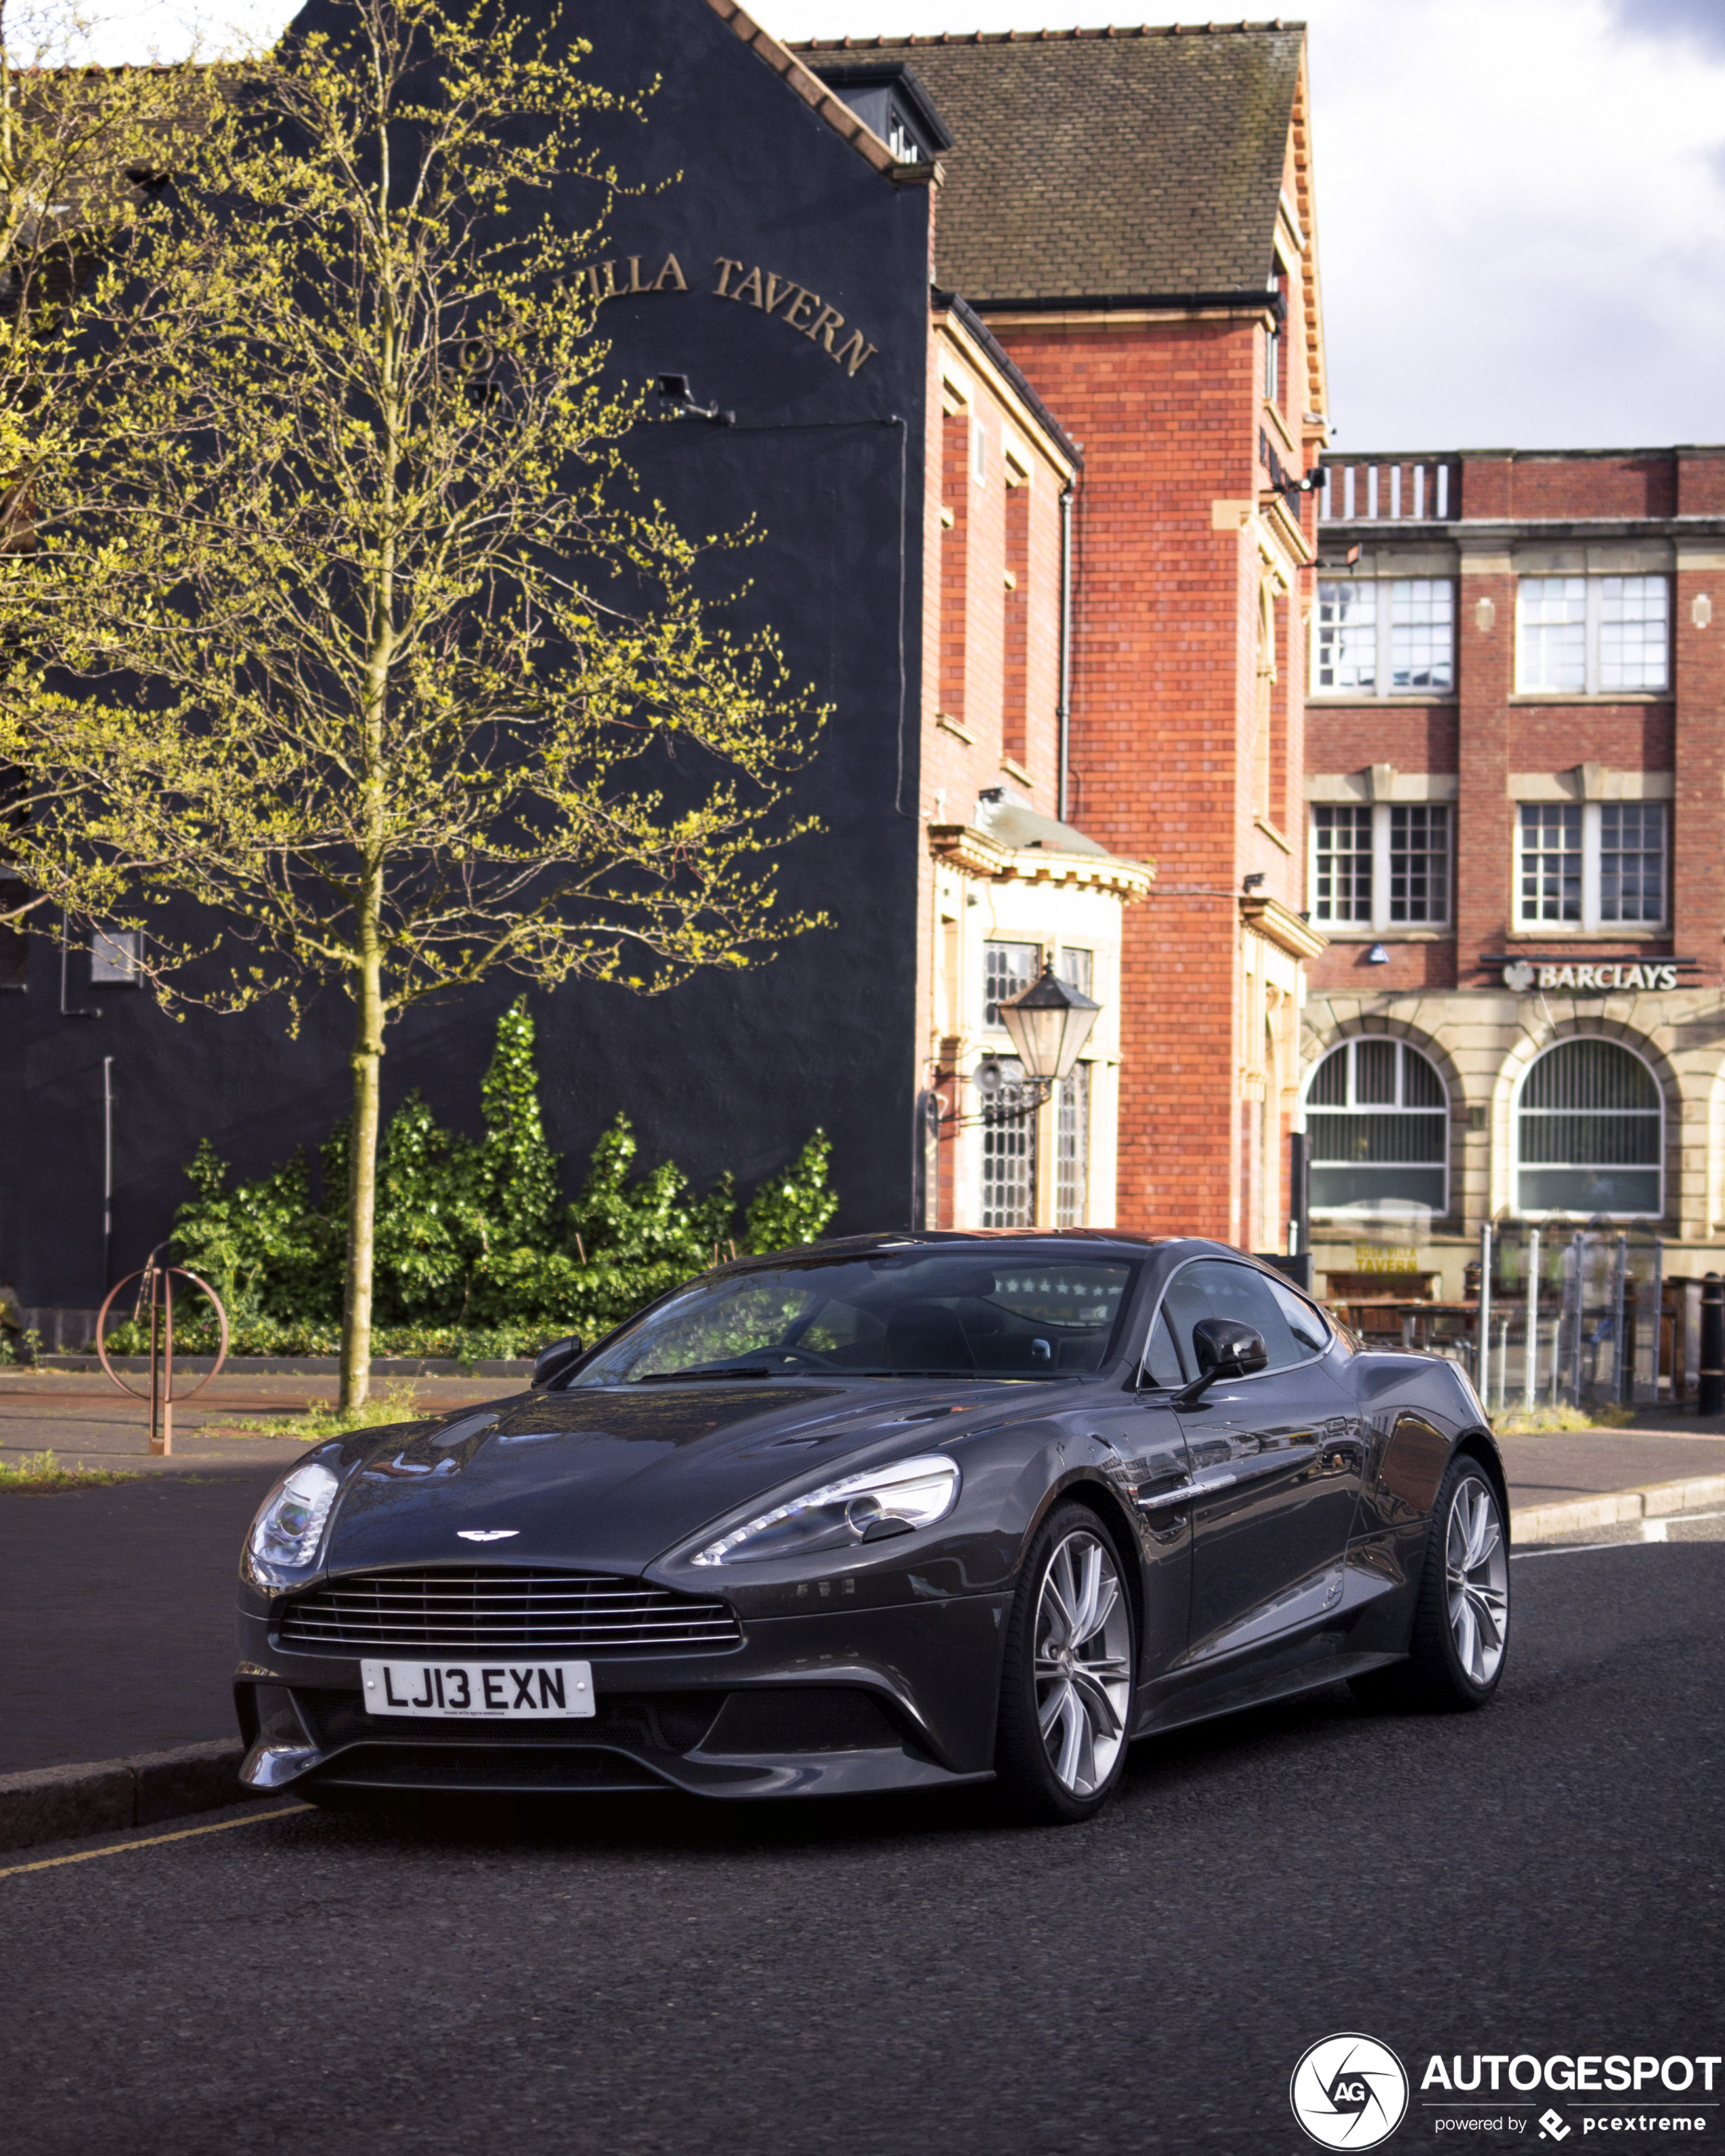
[
  {"x1": 1305, "y1": 1038, "x2": 1449, "y2": 1220},
  {"x1": 1515, "y1": 1038, "x2": 1663, "y2": 1219},
  {"x1": 1311, "y1": 803, "x2": 1449, "y2": 930},
  {"x1": 91, "y1": 926, "x2": 142, "y2": 986},
  {"x1": 1514, "y1": 802, "x2": 1665, "y2": 929},
  {"x1": 1314, "y1": 579, "x2": 1454, "y2": 693},
  {"x1": 1051, "y1": 945, "x2": 1095, "y2": 1228},
  {"x1": 886, "y1": 106, "x2": 921, "y2": 163},
  {"x1": 980, "y1": 1058, "x2": 1036, "y2": 1227},
  {"x1": 1055, "y1": 1061, "x2": 1091, "y2": 1228},
  {"x1": 1516, "y1": 575, "x2": 1668, "y2": 693},
  {"x1": 983, "y1": 939, "x2": 1037, "y2": 1027},
  {"x1": 1315, "y1": 582, "x2": 1376, "y2": 691},
  {"x1": 1390, "y1": 581, "x2": 1454, "y2": 689}
]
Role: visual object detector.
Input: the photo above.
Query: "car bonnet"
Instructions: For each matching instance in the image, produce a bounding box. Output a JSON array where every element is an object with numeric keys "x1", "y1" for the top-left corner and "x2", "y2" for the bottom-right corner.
[{"x1": 318, "y1": 1381, "x2": 994, "y2": 1573}]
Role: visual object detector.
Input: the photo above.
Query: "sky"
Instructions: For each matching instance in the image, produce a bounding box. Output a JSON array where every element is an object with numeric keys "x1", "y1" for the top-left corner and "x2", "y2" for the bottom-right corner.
[{"x1": 73, "y1": 0, "x2": 1725, "y2": 453}]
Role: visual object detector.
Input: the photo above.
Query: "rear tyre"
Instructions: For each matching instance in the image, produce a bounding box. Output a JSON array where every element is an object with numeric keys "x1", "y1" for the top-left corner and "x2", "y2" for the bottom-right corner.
[
  {"x1": 1350, "y1": 1454, "x2": 1510, "y2": 1713},
  {"x1": 994, "y1": 1502, "x2": 1136, "y2": 1825}
]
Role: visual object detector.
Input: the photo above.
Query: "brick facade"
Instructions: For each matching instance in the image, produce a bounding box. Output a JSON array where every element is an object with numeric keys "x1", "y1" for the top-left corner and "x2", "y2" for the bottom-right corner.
[
  {"x1": 803, "y1": 21, "x2": 1330, "y2": 1250},
  {"x1": 913, "y1": 303, "x2": 1145, "y2": 1232},
  {"x1": 989, "y1": 220, "x2": 1324, "y2": 1243},
  {"x1": 1306, "y1": 443, "x2": 1725, "y2": 1287}
]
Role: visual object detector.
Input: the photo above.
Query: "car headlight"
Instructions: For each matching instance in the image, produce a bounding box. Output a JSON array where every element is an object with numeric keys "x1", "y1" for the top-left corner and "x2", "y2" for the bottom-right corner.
[
  {"x1": 691, "y1": 1454, "x2": 960, "y2": 1567},
  {"x1": 249, "y1": 1460, "x2": 340, "y2": 1570}
]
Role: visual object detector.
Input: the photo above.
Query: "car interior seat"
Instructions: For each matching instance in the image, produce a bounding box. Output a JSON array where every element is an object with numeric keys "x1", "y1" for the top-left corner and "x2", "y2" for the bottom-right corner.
[{"x1": 884, "y1": 1301, "x2": 975, "y2": 1372}]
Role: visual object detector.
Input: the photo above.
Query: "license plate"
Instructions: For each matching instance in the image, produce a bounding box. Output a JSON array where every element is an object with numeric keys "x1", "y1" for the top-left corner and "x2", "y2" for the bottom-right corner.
[{"x1": 361, "y1": 1659, "x2": 595, "y2": 1719}]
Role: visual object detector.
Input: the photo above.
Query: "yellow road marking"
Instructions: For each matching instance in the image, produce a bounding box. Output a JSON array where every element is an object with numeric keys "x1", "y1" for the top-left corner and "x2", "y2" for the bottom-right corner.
[{"x1": 0, "y1": 1802, "x2": 310, "y2": 1880}]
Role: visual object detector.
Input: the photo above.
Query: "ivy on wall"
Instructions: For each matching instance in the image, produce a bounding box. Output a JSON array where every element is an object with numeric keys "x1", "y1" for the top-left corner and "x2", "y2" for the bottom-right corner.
[{"x1": 164, "y1": 1000, "x2": 839, "y2": 1349}]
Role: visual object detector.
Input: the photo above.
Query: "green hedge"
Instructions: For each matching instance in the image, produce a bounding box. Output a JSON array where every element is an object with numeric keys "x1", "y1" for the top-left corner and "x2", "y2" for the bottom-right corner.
[{"x1": 105, "y1": 999, "x2": 839, "y2": 1356}]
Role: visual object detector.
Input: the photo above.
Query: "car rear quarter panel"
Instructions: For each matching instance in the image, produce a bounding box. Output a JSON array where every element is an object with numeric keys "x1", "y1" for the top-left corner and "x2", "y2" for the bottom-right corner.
[{"x1": 1338, "y1": 1351, "x2": 1505, "y2": 1653}]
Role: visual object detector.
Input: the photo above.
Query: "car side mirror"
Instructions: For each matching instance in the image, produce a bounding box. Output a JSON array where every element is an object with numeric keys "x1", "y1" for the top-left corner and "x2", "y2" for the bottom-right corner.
[
  {"x1": 1173, "y1": 1319, "x2": 1268, "y2": 1409},
  {"x1": 531, "y1": 1334, "x2": 583, "y2": 1389}
]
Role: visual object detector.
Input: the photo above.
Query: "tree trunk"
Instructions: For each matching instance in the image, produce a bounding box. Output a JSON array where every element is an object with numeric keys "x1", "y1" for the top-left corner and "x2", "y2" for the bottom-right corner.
[
  {"x1": 340, "y1": 130, "x2": 400, "y2": 1417},
  {"x1": 339, "y1": 957, "x2": 385, "y2": 1412}
]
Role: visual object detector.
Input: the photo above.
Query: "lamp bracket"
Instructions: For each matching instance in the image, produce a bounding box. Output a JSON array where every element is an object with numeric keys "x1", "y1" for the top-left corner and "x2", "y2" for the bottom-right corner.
[{"x1": 923, "y1": 1065, "x2": 1055, "y2": 1130}]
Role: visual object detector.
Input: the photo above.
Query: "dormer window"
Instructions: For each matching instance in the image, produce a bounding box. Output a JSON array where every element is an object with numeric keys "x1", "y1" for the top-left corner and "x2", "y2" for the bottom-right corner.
[{"x1": 806, "y1": 61, "x2": 954, "y2": 170}]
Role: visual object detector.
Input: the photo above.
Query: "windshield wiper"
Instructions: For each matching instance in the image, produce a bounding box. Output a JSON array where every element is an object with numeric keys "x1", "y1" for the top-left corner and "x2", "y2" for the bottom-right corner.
[
  {"x1": 854, "y1": 1367, "x2": 977, "y2": 1379},
  {"x1": 635, "y1": 1365, "x2": 774, "y2": 1383}
]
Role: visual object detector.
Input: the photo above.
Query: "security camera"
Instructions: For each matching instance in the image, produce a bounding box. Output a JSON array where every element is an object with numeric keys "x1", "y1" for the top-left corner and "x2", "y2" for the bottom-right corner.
[{"x1": 655, "y1": 375, "x2": 733, "y2": 425}]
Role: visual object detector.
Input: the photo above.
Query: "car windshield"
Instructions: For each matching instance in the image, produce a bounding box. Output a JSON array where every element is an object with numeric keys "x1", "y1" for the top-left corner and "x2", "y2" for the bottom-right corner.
[{"x1": 564, "y1": 1251, "x2": 1140, "y2": 1387}]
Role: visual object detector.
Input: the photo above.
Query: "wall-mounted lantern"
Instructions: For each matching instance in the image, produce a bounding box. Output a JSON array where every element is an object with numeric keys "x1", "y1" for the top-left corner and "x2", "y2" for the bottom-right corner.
[
  {"x1": 931, "y1": 961, "x2": 1104, "y2": 1130},
  {"x1": 997, "y1": 960, "x2": 1102, "y2": 1089}
]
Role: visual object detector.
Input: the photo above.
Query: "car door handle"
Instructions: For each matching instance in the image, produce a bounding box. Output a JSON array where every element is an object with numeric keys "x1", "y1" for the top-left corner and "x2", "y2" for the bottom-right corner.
[{"x1": 1136, "y1": 1474, "x2": 1236, "y2": 1510}]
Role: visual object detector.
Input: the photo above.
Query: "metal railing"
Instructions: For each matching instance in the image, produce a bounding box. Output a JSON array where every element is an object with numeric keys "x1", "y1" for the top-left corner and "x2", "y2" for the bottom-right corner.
[{"x1": 1433, "y1": 1226, "x2": 1672, "y2": 1417}]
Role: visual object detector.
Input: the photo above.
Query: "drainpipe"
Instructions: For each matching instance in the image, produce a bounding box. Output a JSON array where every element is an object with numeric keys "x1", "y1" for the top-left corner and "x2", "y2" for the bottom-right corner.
[
  {"x1": 102, "y1": 1056, "x2": 114, "y2": 1294},
  {"x1": 1057, "y1": 479, "x2": 1076, "y2": 824}
]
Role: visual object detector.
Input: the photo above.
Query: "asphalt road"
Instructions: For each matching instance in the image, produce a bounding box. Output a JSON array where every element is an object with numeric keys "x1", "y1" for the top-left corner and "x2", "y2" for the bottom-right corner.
[{"x1": 3, "y1": 1535, "x2": 1720, "y2": 2156}]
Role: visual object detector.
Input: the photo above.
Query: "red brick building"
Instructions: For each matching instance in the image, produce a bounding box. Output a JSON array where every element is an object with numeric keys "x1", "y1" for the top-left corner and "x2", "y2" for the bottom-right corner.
[
  {"x1": 805, "y1": 24, "x2": 1330, "y2": 1248},
  {"x1": 1304, "y1": 445, "x2": 1725, "y2": 1293}
]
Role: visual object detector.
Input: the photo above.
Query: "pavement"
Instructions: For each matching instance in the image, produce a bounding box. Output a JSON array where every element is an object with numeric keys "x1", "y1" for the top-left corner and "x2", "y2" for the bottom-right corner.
[
  {"x1": 1496, "y1": 1404, "x2": 1725, "y2": 1507},
  {"x1": 0, "y1": 1368, "x2": 517, "y2": 1476},
  {"x1": 1, "y1": 1533, "x2": 1719, "y2": 2156},
  {"x1": 12, "y1": 1361, "x2": 1725, "y2": 1495}
]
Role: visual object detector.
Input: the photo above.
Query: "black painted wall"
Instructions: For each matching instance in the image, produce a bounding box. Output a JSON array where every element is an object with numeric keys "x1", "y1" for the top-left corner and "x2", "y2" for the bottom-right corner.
[{"x1": 0, "y1": 0, "x2": 930, "y2": 1307}]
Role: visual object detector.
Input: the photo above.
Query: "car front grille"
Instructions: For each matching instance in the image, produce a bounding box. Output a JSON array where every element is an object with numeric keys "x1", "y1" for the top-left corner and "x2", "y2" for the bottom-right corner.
[{"x1": 276, "y1": 1567, "x2": 742, "y2": 1655}]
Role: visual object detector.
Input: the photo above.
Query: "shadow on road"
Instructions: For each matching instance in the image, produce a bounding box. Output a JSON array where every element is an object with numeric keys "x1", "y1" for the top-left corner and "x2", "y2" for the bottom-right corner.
[{"x1": 282, "y1": 1677, "x2": 1385, "y2": 1861}]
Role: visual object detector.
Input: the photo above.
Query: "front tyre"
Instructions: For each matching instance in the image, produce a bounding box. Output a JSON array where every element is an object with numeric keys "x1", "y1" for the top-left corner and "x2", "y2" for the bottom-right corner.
[
  {"x1": 1352, "y1": 1455, "x2": 1510, "y2": 1712},
  {"x1": 994, "y1": 1503, "x2": 1136, "y2": 1824}
]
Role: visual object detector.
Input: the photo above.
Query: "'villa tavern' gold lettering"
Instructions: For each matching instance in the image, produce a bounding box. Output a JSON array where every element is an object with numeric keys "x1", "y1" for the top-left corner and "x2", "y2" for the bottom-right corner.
[
  {"x1": 579, "y1": 253, "x2": 689, "y2": 302},
  {"x1": 570, "y1": 246, "x2": 877, "y2": 378},
  {"x1": 712, "y1": 258, "x2": 875, "y2": 374}
]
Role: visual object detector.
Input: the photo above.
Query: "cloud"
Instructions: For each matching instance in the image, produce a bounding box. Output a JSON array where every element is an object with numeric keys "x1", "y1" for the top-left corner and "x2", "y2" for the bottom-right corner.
[
  {"x1": 1304, "y1": 0, "x2": 1725, "y2": 445},
  {"x1": 1608, "y1": 0, "x2": 1725, "y2": 58}
]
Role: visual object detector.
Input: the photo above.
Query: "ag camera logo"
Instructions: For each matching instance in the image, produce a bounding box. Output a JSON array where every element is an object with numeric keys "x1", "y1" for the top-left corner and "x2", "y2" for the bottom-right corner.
[{"x1": 1291, "y1": 2034, "x2": 1411, "y2": 2149}]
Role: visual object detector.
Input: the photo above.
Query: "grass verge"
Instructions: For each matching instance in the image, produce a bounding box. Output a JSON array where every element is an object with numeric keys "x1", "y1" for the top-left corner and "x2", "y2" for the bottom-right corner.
[
  {"x1": 1494, "y1": 1403, "x2": 1636, "y2": 1435},
  {"x1": 215, "y1": 1376, "x2": 429, "y2": 1442},
  {"x1": 0, "y1": 1449, "x2": 139, "y2": 1491}
]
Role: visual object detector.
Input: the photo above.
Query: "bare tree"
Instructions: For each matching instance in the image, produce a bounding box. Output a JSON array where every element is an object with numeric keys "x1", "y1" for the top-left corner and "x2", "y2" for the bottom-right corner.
[{"x1": 0, "y1": 0, "x2": 825, "y2": 1406}]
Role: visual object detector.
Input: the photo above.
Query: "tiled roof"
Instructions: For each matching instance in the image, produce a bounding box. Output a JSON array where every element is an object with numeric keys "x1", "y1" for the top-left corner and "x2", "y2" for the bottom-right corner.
[{"x1": 795, "y1": 25, "x2": 1305, "y2": 303}]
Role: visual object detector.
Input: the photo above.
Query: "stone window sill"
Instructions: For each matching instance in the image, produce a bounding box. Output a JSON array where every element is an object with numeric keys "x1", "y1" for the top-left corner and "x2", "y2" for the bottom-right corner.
[
  {"x1": 1507, "y1": 692, "x2": 1671, "y2": 706},
  {"x1": 1504, "y1": 926, "x2": 1666, "y2": 941},
  {"x1": 1306, "y1": 693, "x2": 1459, "y2": 707},
  {"x1": 1320, "y1": 928, "x2": 1450, "y2": 943}
]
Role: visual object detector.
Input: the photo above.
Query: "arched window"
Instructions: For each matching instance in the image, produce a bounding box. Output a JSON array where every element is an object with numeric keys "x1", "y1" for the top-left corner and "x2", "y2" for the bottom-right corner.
[
  {"x1": 1516, "y1": 1039, "x2": 1663, "y2": 1218},
  {"x1": 1305, "y1": 1038, "x2": 1448, "y2": 1218}
]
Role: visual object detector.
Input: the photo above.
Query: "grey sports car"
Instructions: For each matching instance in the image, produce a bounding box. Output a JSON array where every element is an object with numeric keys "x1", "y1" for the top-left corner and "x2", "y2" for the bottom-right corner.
[{"x1": 234, "y1": 1232, "x2": 1510, "y2": 1824}]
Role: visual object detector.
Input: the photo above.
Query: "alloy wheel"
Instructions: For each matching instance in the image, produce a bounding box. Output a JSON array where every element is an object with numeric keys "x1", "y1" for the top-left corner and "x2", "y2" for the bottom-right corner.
[
  {"x1": 1032, "y1": 1529, "x2": 1132, "y2": 1797},
  {"x1": 1445, "y1": 1474, "x2": 1509, "y2": 1687}
]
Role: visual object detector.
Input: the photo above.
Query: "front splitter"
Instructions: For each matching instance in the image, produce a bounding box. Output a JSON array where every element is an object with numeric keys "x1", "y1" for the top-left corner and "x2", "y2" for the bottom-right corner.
[{"x1": 240, "y1": 1734, "x2": 994, "y2": 1802}]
